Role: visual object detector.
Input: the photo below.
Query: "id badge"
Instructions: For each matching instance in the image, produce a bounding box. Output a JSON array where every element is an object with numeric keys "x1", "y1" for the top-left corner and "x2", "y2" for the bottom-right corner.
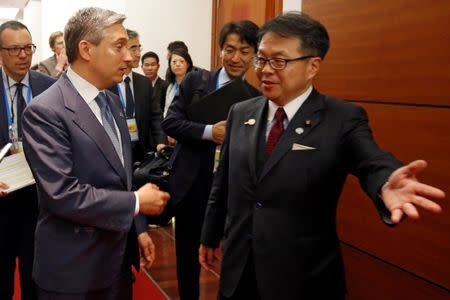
[
  {"x1": 11, "y1": 141, "x2": 23, "y2": 154},
  {"x1": 127, "y1": 118, "x2": 139, "y2": 142}
]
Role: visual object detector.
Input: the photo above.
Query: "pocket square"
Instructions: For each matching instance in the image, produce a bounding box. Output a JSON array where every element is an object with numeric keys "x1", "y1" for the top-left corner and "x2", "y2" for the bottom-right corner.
[{"x1": 292, "y1": 143, "x2": 316, "y2": 151}]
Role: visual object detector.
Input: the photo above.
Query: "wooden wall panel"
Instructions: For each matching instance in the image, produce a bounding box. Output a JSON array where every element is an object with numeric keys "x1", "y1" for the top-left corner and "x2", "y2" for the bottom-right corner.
[
  {"x1": 342, "y1": 244, "x2": 450, "y2": 299},
  {"x1": 303, "y1": 0, "x2": 450, "y2": 105},
  {"x1": 337, "y1": 103, "x2": 450, "y2": 288}
]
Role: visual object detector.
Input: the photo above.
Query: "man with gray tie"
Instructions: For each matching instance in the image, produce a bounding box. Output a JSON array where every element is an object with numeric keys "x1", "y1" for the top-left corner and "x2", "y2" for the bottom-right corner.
[
  {"x1": 0, "y1": 20, "x2": 55, "y2": 300},
  {"x1": 22, "y1": 7, "x2": 169, "y2": 300},
  {"x1": 110, "y1": 29, "x2": 166, "y2": 163}
]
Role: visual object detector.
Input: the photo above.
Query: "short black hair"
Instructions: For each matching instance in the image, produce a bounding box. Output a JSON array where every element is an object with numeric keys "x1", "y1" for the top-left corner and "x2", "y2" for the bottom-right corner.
[
  {"x1": 141, "y1": 51, "x2": 159, "y2": 64},
  {"x1": 126, "y1": 29, "x2": 139, "y2": 39},
  {"x1": 167, "y1": 41, "x2": 188, "y2": 53},
  {"x1": 0, "y1": 21, "x2": 31, "y2": 47},
  {"x1": 219, "y1": 20, "x2": 259, "y2": 52},
  {"x1": 258, "y1": 11, "x2": 330, "y2": 59}
]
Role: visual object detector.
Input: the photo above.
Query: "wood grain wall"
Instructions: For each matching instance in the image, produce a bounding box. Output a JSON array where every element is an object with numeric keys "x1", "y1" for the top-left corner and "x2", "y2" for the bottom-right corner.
[{"x1": 302, "y1": 0, "x2": 450, "y2": 298}]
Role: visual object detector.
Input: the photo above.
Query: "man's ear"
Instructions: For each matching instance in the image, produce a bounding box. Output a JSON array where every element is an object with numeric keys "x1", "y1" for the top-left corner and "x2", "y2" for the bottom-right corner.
[
  {"x1": 307, "y1": 57, "x2": 322, "y2": 80},
  {"x1": 78, "y1": 40, "x2": 92, "y2": 61}
]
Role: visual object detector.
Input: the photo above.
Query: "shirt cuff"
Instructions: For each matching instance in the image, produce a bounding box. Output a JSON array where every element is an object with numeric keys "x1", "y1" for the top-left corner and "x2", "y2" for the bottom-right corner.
[
  {"x1": 134, "y1": 191, "x2": 140, "y2": 216},
  {"x1": 202, "y1": 125, "x2": 214, "y2": 141}
]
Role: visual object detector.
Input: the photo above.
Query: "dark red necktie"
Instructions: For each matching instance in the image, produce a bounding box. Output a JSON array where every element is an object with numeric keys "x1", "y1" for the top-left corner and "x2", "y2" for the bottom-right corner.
[{"x1": 266, "y1": 107, "x2": 286, "y2": 154}]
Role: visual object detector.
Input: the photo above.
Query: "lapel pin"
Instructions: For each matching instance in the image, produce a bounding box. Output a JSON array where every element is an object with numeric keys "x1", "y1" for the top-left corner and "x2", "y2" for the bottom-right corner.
[
  {"x1": 119, "y1": 112, "x2": 124, "y2": 118},
  {"x1": 305, "y1": 119, "x2": 312, "y2": 127},
  {"x1": 295, "y1": 127, "x2": 304, "y2": 135},
  {"x1": 244, "y1": 119, "x2": 256, "y2": 125}
]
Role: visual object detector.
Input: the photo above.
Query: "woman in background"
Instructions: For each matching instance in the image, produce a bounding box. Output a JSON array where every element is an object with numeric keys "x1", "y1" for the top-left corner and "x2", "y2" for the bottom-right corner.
[{"x1": 164, "y1": 49, "x2": 193, "y2": 117}]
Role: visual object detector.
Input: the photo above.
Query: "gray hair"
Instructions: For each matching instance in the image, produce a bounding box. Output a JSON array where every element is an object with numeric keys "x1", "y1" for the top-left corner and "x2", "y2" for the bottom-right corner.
[{"x1": 64, "y1": 7, "x2": 126, "y2": 63}]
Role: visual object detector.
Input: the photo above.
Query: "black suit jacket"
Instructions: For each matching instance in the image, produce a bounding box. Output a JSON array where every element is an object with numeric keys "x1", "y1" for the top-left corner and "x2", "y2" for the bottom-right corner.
[
  {"x1": 153, "y1": 76, "x2": 168, "y2": 112},
  {"x1": 162, "y1": 68, "x2": 260, "y2": 207},
  {"x1": 110, "y1": 72, "x2": 166, "y2": 160},
  {"x1": 200, "y1": 89, "x2": 402, "y2": 299}
]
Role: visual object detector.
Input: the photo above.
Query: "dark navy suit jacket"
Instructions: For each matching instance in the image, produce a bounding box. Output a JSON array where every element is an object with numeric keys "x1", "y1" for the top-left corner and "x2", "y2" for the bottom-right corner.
[{"x1": 201, "y1": 89, "x2": 402, "y2": 299}]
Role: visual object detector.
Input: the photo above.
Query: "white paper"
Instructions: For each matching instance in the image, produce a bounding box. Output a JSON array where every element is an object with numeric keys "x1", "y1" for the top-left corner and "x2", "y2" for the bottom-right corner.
[
  {"x1": 0, "y1": 152, "x2": 35, "y2": 193},
  {"x1": 0, "y1": 143, "x2": 12, "y2": 162}
]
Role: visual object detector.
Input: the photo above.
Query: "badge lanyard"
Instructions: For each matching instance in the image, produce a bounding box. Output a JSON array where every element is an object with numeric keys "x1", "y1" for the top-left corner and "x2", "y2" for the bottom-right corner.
[
  {"x1": 115, "y1": 83, "x2": 126, "y2": 111},
  {"x1": 2, "y1": 78, "x2": 32, "y2": 127}
]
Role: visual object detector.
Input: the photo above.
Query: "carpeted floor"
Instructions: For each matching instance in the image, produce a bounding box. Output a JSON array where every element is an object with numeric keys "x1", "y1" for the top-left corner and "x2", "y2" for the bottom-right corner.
[{"x1": 13, "y1": 260, "x2": 168, "y2": 300}]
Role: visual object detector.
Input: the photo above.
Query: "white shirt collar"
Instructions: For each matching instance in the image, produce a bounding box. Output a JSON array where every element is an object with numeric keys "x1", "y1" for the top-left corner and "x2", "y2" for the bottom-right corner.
[
  {"x1": 123, "y1": 72, "x2": 133, "y2": 84},
  {"x1": 217, "y1": 67, "x2": 232, "y2": 88},
  {"x1": 66, "y1": 66, "x2": 103, "y2": 105},
  {"x1": 267, "y1": 85, "x2": 313, "y2": 122}
]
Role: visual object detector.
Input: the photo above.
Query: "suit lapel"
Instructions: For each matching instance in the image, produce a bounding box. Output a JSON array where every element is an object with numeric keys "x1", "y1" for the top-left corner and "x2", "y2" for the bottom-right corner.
[
  {"x1": 60, "y1": 75, "x2": 128, "y2": 186},
  {"x1": 258, "y1": 89, "x2": 325, "y2": 182},
  {"x1": 244, "y1": 97, "x2": 268, "y2": 183},
  {"x1": 0, "y1": 72, "x2": 9, "y2": 146}
]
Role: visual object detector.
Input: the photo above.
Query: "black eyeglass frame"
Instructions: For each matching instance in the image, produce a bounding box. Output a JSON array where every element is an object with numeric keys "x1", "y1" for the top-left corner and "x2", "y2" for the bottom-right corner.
[
  {"x1": 0, "y1": 44, "x2": 37, "y2": 56},
  {"x1": 253, "y1": 55, "x2": 316, "y2": 70}
]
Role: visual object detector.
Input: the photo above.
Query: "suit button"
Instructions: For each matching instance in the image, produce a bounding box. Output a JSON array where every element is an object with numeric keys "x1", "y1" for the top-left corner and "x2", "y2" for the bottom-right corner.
[{"x1": 255, "y1": 202, "x2": 263, "y2": 209}]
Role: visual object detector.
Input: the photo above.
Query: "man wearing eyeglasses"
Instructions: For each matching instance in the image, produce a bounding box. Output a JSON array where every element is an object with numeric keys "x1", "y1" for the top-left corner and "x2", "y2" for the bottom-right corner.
[
  {"x1": 162, "y1": 20, "x2": 260, "y2": 300},
  {"x1": 199, "y1": 12, "x2": 445, "y2": 300},
  {"x1": 110, "y1": 29, "x2": 166, "y2": 164},
  {"x1": 0, "y1": 20, "x2": 55, "y2": 300}
]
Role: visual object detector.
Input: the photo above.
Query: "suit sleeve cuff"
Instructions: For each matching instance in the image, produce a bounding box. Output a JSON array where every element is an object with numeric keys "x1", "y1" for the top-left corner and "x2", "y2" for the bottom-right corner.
[
  {"x1": 202, "y1": 125, "x2": 214, "y2": 141},
  {"x1": 134, "y1": 192, "x2": 140, "y2": 216}
]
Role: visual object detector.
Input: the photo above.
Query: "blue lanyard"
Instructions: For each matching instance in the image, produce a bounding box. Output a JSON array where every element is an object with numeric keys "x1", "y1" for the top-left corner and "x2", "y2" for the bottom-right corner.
[
  {"x1": 2, "y1": 79, "x2": 32, "y2": 127},
  {"x1": 115, "y1": 83, "x2": 126, "y2": 110}
]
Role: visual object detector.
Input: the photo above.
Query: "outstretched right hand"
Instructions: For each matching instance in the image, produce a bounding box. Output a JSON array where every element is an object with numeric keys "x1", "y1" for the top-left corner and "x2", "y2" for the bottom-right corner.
[{"x1": 137, "y1": 183, "x2": 170, "y2": 215}]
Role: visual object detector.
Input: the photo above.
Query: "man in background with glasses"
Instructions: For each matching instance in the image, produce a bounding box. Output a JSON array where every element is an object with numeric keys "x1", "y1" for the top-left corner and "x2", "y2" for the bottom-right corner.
[
  {"x1": 162, "y1": 20, "x2": 260, "y2": 300},
  {"x1": 0, "y1": 20, "x2": 55, "y2": 300},
  {"x1": 110, "y1": 29, "x2": 166, "y2": 165},
  {"x1": 199, "y1": 12, "x2": 445, "y2": 300}
]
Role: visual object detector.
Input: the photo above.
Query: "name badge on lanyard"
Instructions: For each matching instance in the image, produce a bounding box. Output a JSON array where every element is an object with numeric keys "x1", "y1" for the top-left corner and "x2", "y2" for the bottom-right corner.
[
  {"x1": 117, "y1": 83, "x2": 139, "y2": 142},
  {"x1": 2, "y1": 79, "x2": 32, "y2": 153}
]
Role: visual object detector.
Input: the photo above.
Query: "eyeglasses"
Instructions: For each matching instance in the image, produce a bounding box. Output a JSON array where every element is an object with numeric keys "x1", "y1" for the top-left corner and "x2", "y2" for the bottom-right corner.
[
  {"x1": 0, "y1": 44, "x2": 36, "y2": 56},
  {"x1": 252, "y1": 55, "x2": 315, "y2": 70},
  {"x1": 128, "y1": 45, "x2": 142, "y2": 54},
  {"x1": 222, "y1": 47, "x2": 252, "y2": 57}
]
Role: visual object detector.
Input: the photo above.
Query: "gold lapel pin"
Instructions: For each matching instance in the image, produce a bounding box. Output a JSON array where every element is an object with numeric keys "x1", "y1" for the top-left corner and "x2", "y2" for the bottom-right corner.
[
  {"x1": 244, "y1": 119, "x2": 256, "y2": 125},
  {"x1": 305, "y1": 119, "x2": 312, "y2": 127}
]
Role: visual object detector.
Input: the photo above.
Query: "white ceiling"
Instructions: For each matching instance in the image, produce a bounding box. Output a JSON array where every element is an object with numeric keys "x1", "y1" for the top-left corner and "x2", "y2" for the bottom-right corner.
[
  {"x1": 0, "y1": 0, "x2": 29, "y2": 8},
  {"x1": 0, "y1": 0, "x2": 29, "y2": 21}
]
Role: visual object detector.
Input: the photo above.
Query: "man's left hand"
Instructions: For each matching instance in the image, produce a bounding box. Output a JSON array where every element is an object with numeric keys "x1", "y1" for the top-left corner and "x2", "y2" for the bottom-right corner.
[
  {"x1": 138, "y1": 231, "x2": 155, "y2": 269},
  {"x1": 381, "y1": 160, "x2": 445, "y2": 224}
]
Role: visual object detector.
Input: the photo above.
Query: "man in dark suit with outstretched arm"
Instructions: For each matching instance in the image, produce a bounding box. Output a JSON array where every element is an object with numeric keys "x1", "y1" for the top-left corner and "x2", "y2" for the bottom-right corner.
[{"x1": 199, "y1": 12, "x2": 445, "y2": 300}]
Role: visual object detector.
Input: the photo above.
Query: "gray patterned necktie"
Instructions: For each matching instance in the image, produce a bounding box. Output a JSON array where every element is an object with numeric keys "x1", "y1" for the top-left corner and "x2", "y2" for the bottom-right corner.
[{"x1": 95, "y1": 92, "x2": 121, "y2": 156}]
